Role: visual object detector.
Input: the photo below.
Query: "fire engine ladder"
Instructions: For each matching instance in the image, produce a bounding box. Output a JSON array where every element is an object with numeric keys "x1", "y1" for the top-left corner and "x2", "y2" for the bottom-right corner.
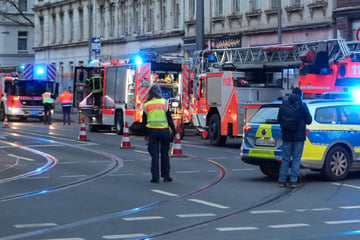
[{"x1": 193, "y1": 39, "x2": 355, "y2": 73}]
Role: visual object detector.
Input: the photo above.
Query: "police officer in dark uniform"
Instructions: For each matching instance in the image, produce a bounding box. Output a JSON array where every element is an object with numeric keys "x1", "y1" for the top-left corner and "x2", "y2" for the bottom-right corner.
[{"x1": 142, "y1": 84, "x2": 177, "y2": 183}]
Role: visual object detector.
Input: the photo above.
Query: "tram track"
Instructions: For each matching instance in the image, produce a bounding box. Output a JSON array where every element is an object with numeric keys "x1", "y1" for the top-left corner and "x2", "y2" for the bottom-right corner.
[{"x1": 0, "y1": 131, "x2": 299, "y2": 240}]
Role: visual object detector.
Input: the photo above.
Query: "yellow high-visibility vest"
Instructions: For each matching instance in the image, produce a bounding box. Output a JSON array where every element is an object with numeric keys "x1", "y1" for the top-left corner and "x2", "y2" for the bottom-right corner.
[
  {"x1": 143, "y1": 98, "x2": 168, "y2": 129},
  {"x1": 42, "y1": 92, "x2": 54, "y2": 104}
]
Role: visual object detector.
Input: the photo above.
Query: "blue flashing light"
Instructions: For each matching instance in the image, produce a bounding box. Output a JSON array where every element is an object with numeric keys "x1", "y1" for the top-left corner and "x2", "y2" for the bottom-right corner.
[
  {"x1": 35, "y1": 66, "x2": 45, "y2": 75},
  {"x1": 351, "y1": 88, "x2": 360, "y2": 101},
  {"x1": 135, "y1": 55, "x2": 143, "y2": 65},
  {"x1": 20, "y1": 64, "x2": 25, "y2": 69},
  {"x1": 207, "y1": 54, "x2": 217, "y2": 63}
]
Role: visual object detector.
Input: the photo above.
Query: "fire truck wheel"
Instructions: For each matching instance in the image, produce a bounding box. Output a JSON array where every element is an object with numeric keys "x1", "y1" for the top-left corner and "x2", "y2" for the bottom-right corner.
[
  {"x1": 115, "y1": 111, "x2": 124, "y2": 135},
  {"x1": 208, "y1": 114, "x2": 227, "y2": 146}
]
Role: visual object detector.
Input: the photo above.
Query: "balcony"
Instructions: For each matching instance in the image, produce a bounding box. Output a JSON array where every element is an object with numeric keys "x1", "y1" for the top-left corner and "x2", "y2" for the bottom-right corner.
[
  {"x1": 308, "y1": 1, "x2": 328, "y2": 17},
  {"x1": 285, "y1": 4, "x2": 304, "y2": 20}
]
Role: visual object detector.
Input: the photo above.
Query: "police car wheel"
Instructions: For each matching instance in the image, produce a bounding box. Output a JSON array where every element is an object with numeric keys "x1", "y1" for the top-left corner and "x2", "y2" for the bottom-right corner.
[
  {"x1": 259, "y1": 165, "x2": 279, "y2": 178},
  {"x1": 321, "y1": 146, "x2": 351, "y2": 181}
]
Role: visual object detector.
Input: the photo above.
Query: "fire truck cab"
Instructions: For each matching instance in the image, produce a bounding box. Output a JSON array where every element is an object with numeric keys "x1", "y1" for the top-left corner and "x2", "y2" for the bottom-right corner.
[
  {"x1": 74, "y1": 53, "x2": 192, "y2": 136},
  {"x1": 0, "y1": 64, "x2": 58, "y2": 121}
]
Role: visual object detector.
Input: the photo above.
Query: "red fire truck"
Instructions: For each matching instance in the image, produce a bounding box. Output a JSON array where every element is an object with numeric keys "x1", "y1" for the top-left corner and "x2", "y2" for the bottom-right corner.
[
  {"x1": 191, "y1": 39, "x2": 360, "y2": 146},
  {"x1": 0, "y1": 64, "x2": 58, "y2": 121},
  {"x1": 73, "y1": 53, "x2": 194, "y2": 136},
  {"x1": 296, "y1": 40, "x2": 360, "y2": 98}
]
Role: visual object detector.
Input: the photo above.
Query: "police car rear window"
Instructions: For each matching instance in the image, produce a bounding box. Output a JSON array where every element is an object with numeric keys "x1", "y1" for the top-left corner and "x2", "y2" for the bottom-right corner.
[{"x1": 250, "y1": 106, "x2": 280, "y2": 124}]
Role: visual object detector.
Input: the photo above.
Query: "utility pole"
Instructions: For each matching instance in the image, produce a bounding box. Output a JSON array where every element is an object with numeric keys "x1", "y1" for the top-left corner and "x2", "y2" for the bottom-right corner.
[
  {"x1": 88, "y1": 0, "x2": 92, "y2": 64},
  {"x1": 277, "y1": 0, "x2": 282, "y2": 44},
  {"x1": 196, "y1": 0, "x2": 204, "y2": 50}
]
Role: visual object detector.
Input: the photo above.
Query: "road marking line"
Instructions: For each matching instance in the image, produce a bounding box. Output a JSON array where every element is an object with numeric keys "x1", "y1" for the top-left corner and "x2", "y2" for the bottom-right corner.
[
  {"x1": 232, "y1": 168, "x2": 256, "y2": 172},
  {"x1": 151, "y1": 189, "x2": 179, "y2": 196},
  {"x1": 188, "y1": 199, "x2": 230, "y2": 209},
  {"x1": 216, "y1": 227, "x2": 258, "y2": 231},
  {"x1": 250, "y1": 210, "x2": 285, "y2": 214},
  {"x1": 103, "y1": 234, "x2": 147, "y2": 239},
  {"x1": 340, "y1": 205, "x2": 360, "y2": 209},
  {"x1": 26, "y1": 176, "x2": 50, "y2": 179},
  {"x1": 325, "y1": 220, "x2": 360, "y2": 224},
  {"x1": 332, "y1": 183, "x2": 360, "y2": 189},
  {"x1": 7, "y1": 154, "x2": 34, "y2": 161},
  {"x1": 177, "y1": 213, "x2": 216, "y2": 218},
  {"x1": 269, "y1": 223, "x2": 309, "y2": 228},
  {"x1": 134, "y1": 150, "x2": 148, "y2": 154},
  {"x1": 61, "y1": 175, "x2": 87, "y2": 178},
  {"x1": 14, "y1": 223, "x2": 58, "y2": 228},
  {"x1": 44, "y1": 238, "x2": 84, "y2": 240},
  {"x1": 175, "y1": 171, "x2": 200, "y2": 174},
  {"x1": 122, "y1": 216, "x2": 164, "y2": 221},
  {"x1": 57, "y1": 162, "x2": 81, "y2": 164},
  {"x1": 312, "y1": 208, "x2": 331, "y2": 211},
  {"x1": 110, "y1": 173, "x2": 135, "y2": 176}
]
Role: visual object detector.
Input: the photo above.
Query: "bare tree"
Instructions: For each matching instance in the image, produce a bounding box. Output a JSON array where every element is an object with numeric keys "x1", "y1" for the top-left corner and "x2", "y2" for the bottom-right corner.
[{"x1": 0, "y1": 0, "x2": 34, "y2": 27}]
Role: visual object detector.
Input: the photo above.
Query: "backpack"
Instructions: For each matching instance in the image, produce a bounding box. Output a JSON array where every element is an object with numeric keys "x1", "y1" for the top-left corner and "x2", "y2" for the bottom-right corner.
[{"x1": 280, "y1": 101, "x2": 301, "y2": 131}]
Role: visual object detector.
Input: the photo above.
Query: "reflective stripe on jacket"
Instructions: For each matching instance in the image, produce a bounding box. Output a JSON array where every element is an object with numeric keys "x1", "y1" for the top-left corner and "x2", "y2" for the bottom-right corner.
[
  {"x1": 42, "y1": 92, "x2": 54, "y2": 104},
  {"x1": 143, "y1": 98, "x2": 169, "y2": 129},
  {"x1": 58, "y1": 91, "x2": 73, "y2": 107}
]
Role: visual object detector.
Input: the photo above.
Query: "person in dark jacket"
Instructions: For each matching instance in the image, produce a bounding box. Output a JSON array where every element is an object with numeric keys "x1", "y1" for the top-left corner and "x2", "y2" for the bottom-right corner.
[
  {"x1": 142, "y1": 84, "x2": 177, "y2": 183},
  {"x1": 277, "y1": 87, "x2": 312, "y2": 188}
]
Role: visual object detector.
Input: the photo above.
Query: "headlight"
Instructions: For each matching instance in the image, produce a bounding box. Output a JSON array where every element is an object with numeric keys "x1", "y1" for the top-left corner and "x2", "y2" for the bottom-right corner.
[
  {"x1": 9, "y1": 107, "x2": 21, "y2": 114},
  {"x1": 171, "y1": 101, "x2": 179, "y2": 108}
]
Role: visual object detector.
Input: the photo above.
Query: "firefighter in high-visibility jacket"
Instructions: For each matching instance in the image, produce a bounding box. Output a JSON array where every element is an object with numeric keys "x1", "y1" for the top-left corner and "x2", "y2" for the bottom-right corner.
[
  {"x1": 86, "y1": 74, "x2": 103, "y2": 112},
  {"x1": 58, "y1": 89, "x2": 73, "y2": 125},
  {"x1": 42, "y1": 89, "x2": 55, "y2": 125},
  {"x1": 142, "y1": 84, "x2": 177, "y2": 183}
]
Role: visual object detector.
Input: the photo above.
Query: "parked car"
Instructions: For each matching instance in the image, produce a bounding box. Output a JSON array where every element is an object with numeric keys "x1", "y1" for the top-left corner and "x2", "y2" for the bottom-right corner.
[{"x1": 240, "y1": 99, "x2": 360, "y2": 181}]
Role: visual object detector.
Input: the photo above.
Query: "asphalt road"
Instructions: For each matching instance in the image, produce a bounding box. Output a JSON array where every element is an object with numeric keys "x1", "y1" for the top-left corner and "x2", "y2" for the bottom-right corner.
[{"x1": 0, "y1": 120, "x2": 360, "y2": 240}]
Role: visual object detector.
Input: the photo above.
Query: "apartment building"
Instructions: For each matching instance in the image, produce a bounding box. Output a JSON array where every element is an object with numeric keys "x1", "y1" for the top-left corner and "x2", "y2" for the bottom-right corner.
[
  {"x1": 31, "y1": 0, "x2": 360, "y2": 90},
  {"x1": 0, "y1": 0, "x2": 35, "y2": 67}
]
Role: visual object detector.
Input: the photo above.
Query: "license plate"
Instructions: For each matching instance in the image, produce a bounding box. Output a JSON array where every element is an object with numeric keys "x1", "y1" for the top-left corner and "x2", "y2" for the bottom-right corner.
[{"x1": 255, "y1": 138, "x2": 276, "y2": 147}]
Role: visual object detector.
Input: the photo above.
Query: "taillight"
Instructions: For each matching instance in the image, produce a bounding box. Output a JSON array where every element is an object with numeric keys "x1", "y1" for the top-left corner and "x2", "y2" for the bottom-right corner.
[
  {"x1": 243, "y1": 125, "x2": 251, "y2": 133},
  {"x1": 306, "y1": 128, "x2": 309, "y2": 135}
]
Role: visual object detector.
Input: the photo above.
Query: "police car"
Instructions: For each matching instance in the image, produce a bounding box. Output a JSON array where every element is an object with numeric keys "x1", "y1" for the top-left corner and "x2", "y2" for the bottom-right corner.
[{"x1": 240, "y1": 99, "x2": 360, "y2": 181}]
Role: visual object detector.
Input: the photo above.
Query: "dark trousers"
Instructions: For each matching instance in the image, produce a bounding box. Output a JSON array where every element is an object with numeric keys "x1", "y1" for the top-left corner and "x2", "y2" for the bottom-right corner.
[
  {"x1": 148, "y1": 128, "x2": 171, "y2": 180},
  {"x1": 62, "y1": 106, "x2": 71, "y2": 125},
  {"x1": 43, "y1": 103, "x2": 52, "y2": 124}
]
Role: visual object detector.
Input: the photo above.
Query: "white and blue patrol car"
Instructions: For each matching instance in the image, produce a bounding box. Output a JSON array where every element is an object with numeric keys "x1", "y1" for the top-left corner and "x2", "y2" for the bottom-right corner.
[{"x1": 240, "y1": 99, "x2": 360, "y2": 181}]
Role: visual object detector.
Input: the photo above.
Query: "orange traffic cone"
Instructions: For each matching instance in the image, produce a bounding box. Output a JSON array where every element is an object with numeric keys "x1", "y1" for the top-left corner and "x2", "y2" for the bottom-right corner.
[
  {"x1": 171, "y1": 133, "x2": 185, "y2": 157},
  {"x1": 119, "y1": 122, "x2": 134, "y2": 148},
  {"x1": 2, "y1": 116, "x2": 9, "y2": 128},
  {"x1": 78, "y1": 119, "x2": 88, "y2": 141}
]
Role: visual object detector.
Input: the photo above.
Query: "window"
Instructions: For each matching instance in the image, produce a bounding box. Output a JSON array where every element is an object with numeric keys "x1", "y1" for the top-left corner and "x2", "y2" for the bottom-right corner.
[
  {"x1": 340, "y1": 105, "x2": 360, "y2": 125},
  {"x1": 79, "y1": 9, "x2": 83, "y2": 40},
  {"x1": 315, "y1": 107, "x2": 337, "y2": 124},
  {"x1": 250, "y1": 0, "x2": 260, "y2": 11},
  {"x1": 234, "y1": 0, "x2": 241, "y2": 13},
  {"x1": 18, "y1": 31, "x2": 27, "y2": 51},
  {"x1": 214, "y1": 0, "x2": 223, "y2": 16},
  {"x1": 291, "y1": 0, "x2": 301, "y2": 5},
  {"x1": 18, "y1": 0, "x2": 27, "y2": 12},
  {"x1": 60, "y1": 13, "x2": 64, "y2": 43},
  {"x1": 271, "y1": 0, "x2": 279, "y2": 9},
  {"x1": 160, "y1": 0, "x2": 166, "y2": 30},
  {"x1": 39, "y1": 17, "x2": 44, "y2": 45},
  {"x1": 134, "y1": 0, "x2": 139, "y2": 33},
  {"x1": 190, "y1": 0, "x2": 195, "y2": 20},
  {"x1": 120, "y1": 3, "x2": 126, "y2": 35},
  {"x1": 69, "y1": 11, "x2": 73, "y2": 42},
  {"x1": 173, "y1": 0, "x2": 180, "y2": 28},
  {"x1": 100, "y1": 5, "x2": 105, "y2": 37},
  {"x1": 110, "y1": 5, "x2": 115, "y2": 36},
  {"x1": 147, "y1": 0, "x2": 153, "y2": 32},
  {"x1": 51, "y1": 14, "x2": 56, "y2": 44}
]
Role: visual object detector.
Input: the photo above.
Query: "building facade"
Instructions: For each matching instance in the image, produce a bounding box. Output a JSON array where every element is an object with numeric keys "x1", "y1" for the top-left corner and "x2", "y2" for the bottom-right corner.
[
  {"x1": 32, "y1": 0, "x2": 360, "y2": 90},
  {"x1": 0, "y1": 0, "x2": 35, "y2": 67}
]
